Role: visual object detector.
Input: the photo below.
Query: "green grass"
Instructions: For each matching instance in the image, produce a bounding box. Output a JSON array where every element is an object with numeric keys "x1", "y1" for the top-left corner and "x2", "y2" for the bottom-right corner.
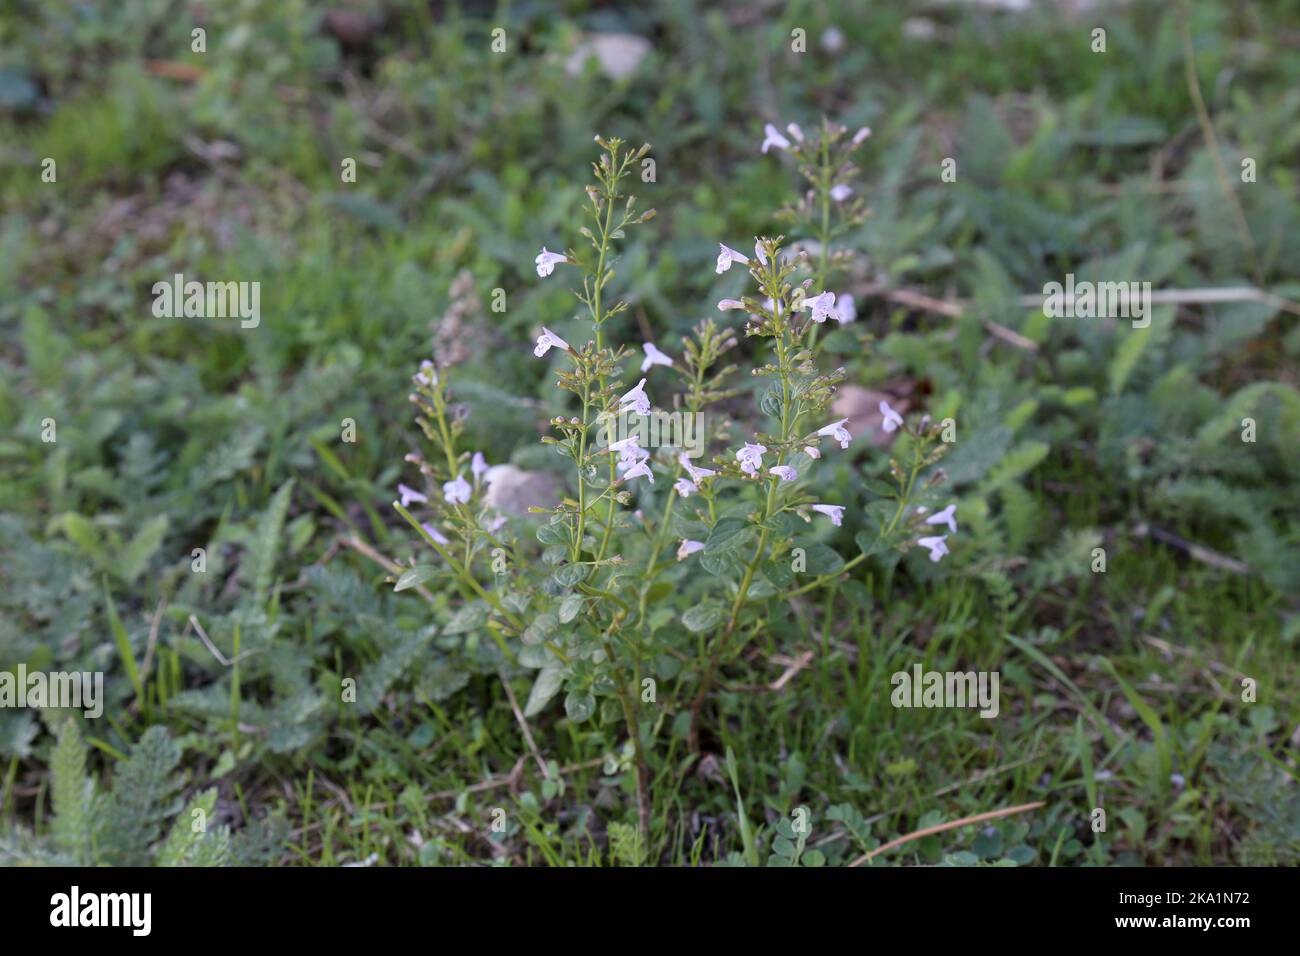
[{"x1": 1, "y1": 0, "x2": 1298, "y2": 866}]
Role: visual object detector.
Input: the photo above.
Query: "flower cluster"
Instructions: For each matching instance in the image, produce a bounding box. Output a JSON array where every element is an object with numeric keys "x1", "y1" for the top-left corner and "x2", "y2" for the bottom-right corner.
[{"x1": 390, "y1": 131, "x2": 956, "y2": 831}]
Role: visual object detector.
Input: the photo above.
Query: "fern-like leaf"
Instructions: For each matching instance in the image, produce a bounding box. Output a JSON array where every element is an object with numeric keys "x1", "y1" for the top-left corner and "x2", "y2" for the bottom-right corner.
[
  {"x1": 50, "y1": 719, "x2": 94, "y2": 865},
  {"x1": 99, "y1": 726, "x2": 184, "y2": 866}
]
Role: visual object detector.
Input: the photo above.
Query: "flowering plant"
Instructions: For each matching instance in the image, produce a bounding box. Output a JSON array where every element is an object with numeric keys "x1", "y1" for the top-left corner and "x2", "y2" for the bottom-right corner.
[{"x1": 392, "y1": 130, "x2": 956, "y2": 837}]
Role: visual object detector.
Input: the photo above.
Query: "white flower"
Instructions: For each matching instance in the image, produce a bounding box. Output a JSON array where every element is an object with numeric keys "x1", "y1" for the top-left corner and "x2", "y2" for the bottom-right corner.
[
  {"x1": 421, "y1": 522, "x2": 449, "y2": 545},
  {"x1": 786, "y1": 122, "x2": 805, "y2": 142},
  {"x1": 761, "y1": 123, "x2": 791, "y2": 153},
  {"x1": 880, "y1": 400, "x2": 904, "y2": 433},
  {"x1": 680, "y1": 453, "x2": 716, "y2": 483},
  {"x1": 609, "y1": 434, "x2": 642, "y2": 454},
  {"x1": 677, "y1": 539, "x2": 705, "y2": 561},
  {"x1": 618, "y1": 378, "x2": 651, "y2": 416},
  {"x1": 754, "y1": 239, "x2": 768, "y2": 266},
  {"x1": 415, "y1": 359, "x2": 437, "y2": 386},
  {"x1": 736, "y1": 442, "x2": 767, "y2": 475},
  {"x1": 673, "y1": 478, "x2": 697, "y2": 497},
  {"x1": 812, "y1": 504, "x2": 844, "y2": 527},
  {"x1": 717, "y1": 298, "x2": 747, "y2": 311},
  {"x1": 533, "y1": 327, "x2": 570, "y2": 357},
  {"x1": 770, "y1": 465, "x2": 797, "y2": 482},
  {"x1": 443, "y1": 475, "x2": 471, "y2": 505},
  {"x1": 852, "y1": 126, "x2": 872, "y2": 145},
  {"x1": 918, "y1": 534, "x2": 949, "y2": 562},
  {"x1": 471, "y1": 452, "x2": 489, "y2": 481},
  {"x1": 534, "y1": 247, "x2": 568, "y2": 277},
  {"x1": 641, "y1": 342, "x2": 673, "y2": 372},
  {"x1": 830, "y1": 183, "x2": 853, "y2": 202},
  {"x1": 805, "y1": 291, "x2": 838, "y2": 324},
  {"x1": 611, "y1": 435, "x2": 649, "y2": 474},
  {"x1": 816, "y1": 418, "x2": 853, "y2": 449},
  {"x1": 715, "y1": 243, "x2": 750, "y2": 274},
  {"x1": 397, "y1": 483, "x2": 428, "y2": 507},
  {"x1": 834, "y1": 293, "x2": 856, "y2": 324},
  {"x1": 622, "y1": 459, "x2": 654, "y2": 483},
  {"x1": 804, "y1": 446, "x2": 821, "y2": 460},
  {"x1": 926, "y1": 503, "x2": 957, "y2": 534}
]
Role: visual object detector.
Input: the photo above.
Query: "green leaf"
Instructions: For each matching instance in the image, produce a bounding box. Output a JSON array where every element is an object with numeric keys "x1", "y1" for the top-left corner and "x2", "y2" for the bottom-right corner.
[
  {"x1": 521, "y1": 612, "x2": 558, "y2": 645},
  {"x1": 855, "y1": 530, "x2": 886, "y2": 557},
  {"x1": 700, "y1": 550, "x2": 742, "y2": 577},
  {"x1": 761, "y1": 559, "x2": 795, "y2": 589},
  {"x1": 60, "y1": 513, "x2": 103, "y2": 561},
  {"x1": 246, "y1": 478, "x2": 295, "y2": 602},
  {"x1": 51, "y1": 720, "x2": 92, "y2": 865},
  {"x1": 1109, "y1": 323, "x2": 1153, "y2": 395},
  {"x1": 104, "y1": 584, "x2": 143, "y2": 705},
  {"x1": 564, "y1": 691, "x2": 595, "y2": 723},
  {"x1": 798, "y1": 542, "x2": 844, "y2": 575},
  {"x1": 117, "y1": 514, "x2": 169, "y2": 584},
  {"x1": 705, "y1": 516, "x2": 752, "y2": 554},
  {"x1": 558, "y1": 593, "x2": 584, "y2": 624},
  {"x1": 444, "y1": 602, "x2": 489, "y2": 635},
  {"x1": 682, "y1": 602, "x2": 723, "y2": 632},
  {"x1": 553, "y1": 563, "x2": 587, "y2": 587},
  {"x1": 394, "y1": 566, "x2": 436, "y2": 592},
  {"x1": 524, "y1": 666, "x2": 565, "y2": 717}
]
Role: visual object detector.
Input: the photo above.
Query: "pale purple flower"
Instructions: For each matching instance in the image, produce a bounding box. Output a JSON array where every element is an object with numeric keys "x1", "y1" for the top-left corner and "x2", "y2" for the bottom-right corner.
[
  {"x1": 812, "y1": 504, "x2": 844, "y2": 527},
  {"x1": 715, "y1": 243, "x2": 750, "y2": 274},
  {"x1": 622, "y1": 460, "x2": 654, "y2": 483},
  {"x1": 926, "y1": 503, "x2": 957, "y2": 534},
  {"x1": 534, "y1": 247, "x2": 568, "y2": 277},
  {"x1": 471, "y1": 452, "x2": 489, "y2": 481},
  {"x1": 880, "y1": 400, "x2": 904, "y2": 433},
  {"x1": 608, "y1": 434, "x2": 642, "y2": 454},
  {"x1": 770, "y1": 465, "x2": 797, "y2": 482},
  {"x1": 486, "y1": 515, "x2": 507, "y2": 533},
  {"x1": 717, "y1": 298, "x2": 747, "y2": 311},
  {"x1": 754, "y1": 240, "x2": 768, "y2": 266},
  {"x1": 851, "y1": 126, "x2": 872, "y2": 145},
  {"x1": 618, "y1": 378, "x2": 651, "y2": 416},
  {"x1": 918, "y1": 535, "x2": 949, "y2": 563},
  {"x1": 612, "y1": 435, "x2": 648, "y2": 474},
  {"x1": 677, "y1": 539, "x2": 705, "y2": 561},
  {"x1": 786, "y1": 122, "x2": 805, "y2": 143},
  {"x1": 641, "y1": 342, "x2": 673, "y2": 372},
  {"x1": 834, "y1": 293, "x2": 856, "y2": 324},
  {"x1": 830, "y1": 184, "x2": 853, "y2": 202},
  {"x1": 442, "y1": 475, "x2": 471, "y2": 505},
  {"x1": 761, "y1": 123, "x2": 791, "y2": 153},
  {"x1": 816, "y1": 418, "x2": 853, "y2": 449},
  {"x1": 736, "y1": 442, "x2": 767, "y2": 476},
  {"x1": 415, "y1": 359, "x2": 437, "y2": 386},
  {"x1": 804, "y1": 446, "x2": 822, "y2": 460},
  {"x1": 421, "y1": 522, "x2": 449, "y2": 545},
  {"x1": 805, "y1": 291, "x2": 838, "y2": 324},
  {"x1": 533, "y1": 327, "x2": 570, "y2": 357},
  {"x1": 674, "y1": 478, "x2": 697, "y2": 497},
  {"x1": 679, "y1": 453, "x2": 717, "y2": 483},
  {"x1": 397, "y1": 483, "x2": 428, "y2": 507}
]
